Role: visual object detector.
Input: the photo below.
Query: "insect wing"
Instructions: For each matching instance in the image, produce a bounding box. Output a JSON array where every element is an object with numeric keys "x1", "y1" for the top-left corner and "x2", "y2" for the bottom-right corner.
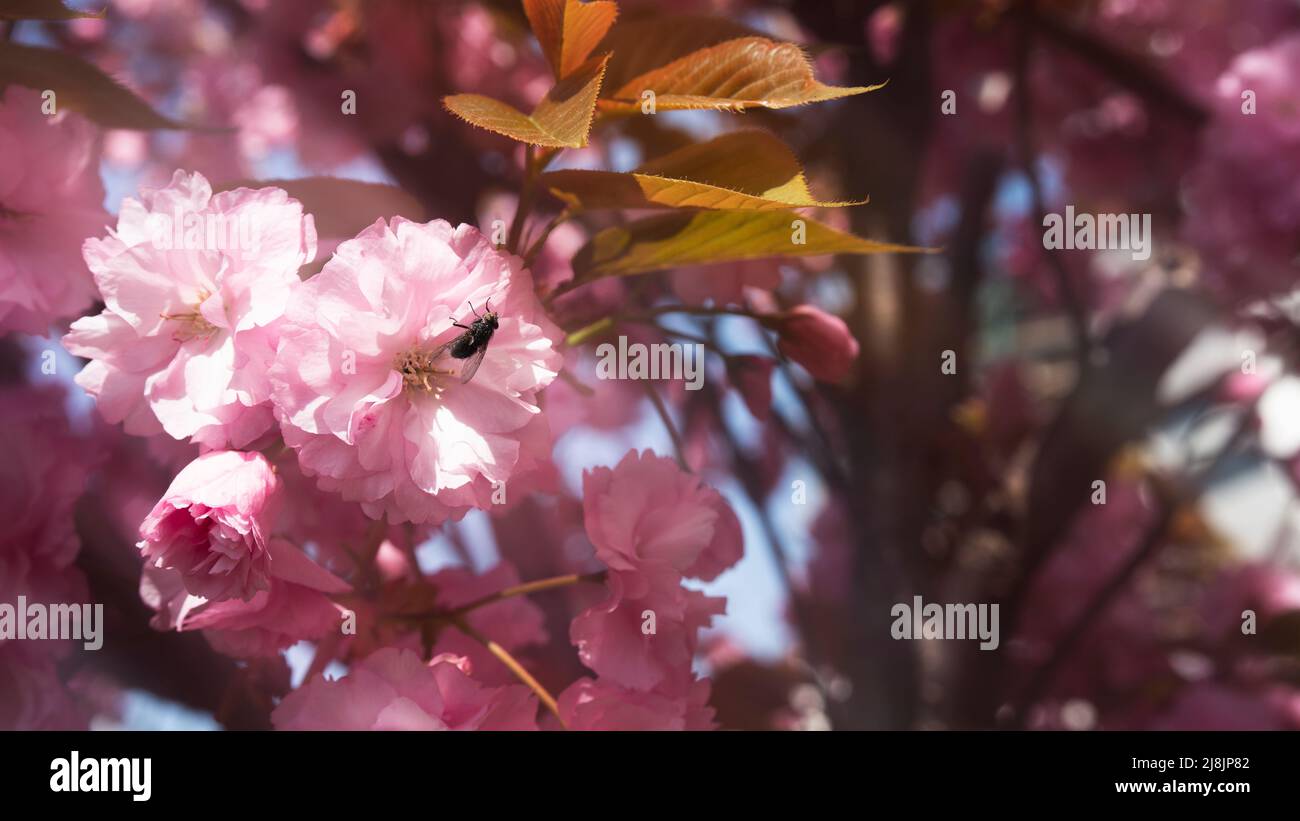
[
  {"x1": 427, "y1": 338, "x2": 456, "y2": 361},
  {"x1": 458, "y1": 342, "x2": 490, "y2": 384}
]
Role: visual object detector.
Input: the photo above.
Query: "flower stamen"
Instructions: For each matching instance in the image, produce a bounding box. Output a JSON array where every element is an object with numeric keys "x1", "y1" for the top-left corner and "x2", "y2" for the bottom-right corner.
[
  {"x1": 394, "y1": 348, "x2": 453, "y2": 394},
  {"x1": 161, "y1": 289, "x2": 219, "y2": 342}
]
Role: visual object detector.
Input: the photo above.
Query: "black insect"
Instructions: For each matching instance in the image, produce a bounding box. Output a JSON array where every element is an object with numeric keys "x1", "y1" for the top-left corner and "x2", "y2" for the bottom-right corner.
[{"x1": 436, "y1": 300, "x2": 499, "y2": 384}]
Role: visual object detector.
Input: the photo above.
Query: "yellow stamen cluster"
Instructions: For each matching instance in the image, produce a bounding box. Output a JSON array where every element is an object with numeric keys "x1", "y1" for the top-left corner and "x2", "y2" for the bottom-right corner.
[
  {"x1": 161, "y1": 291, "x2": 218, "y2": 343},
  {"x1": 394, "y1": 348, "x2": 451, "y2": 394}
]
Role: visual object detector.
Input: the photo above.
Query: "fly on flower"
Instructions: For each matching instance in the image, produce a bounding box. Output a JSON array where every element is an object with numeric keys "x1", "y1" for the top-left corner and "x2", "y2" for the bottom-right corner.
[{"x1": 436, "y1": 300, "x2": 499, "y2": 384}]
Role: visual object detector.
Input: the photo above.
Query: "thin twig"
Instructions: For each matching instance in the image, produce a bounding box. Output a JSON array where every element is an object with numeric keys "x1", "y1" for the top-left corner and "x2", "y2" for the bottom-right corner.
[
  {"x1": 643, "y1": 305, "x2": 766, "y2": 322},
  {"x1": 453, "y1": 616, "x2": 566, "y2": 727},
  {"x1": 455, "y1": 571, "x2": 606, "y2": 615},
  {"x1": 558, "y1": 367, "x2": 596, "y2": 396},
  {"x1": 644, "y1": 381, "x2": 690, "y2": 472},
  {"x1": 563, "y1": 305, "x2": 767, "y2": 345},
  {"x1": 1008, "y1": 408, "x2": 1256, "y2": 726},
  {"x1": 620, "y1": 319, "x2": 713, "y2": 348},
  {"x1": 522, "y1": 208, "x2": 571, "y2": 269},
  {"x1": 1013, "y1": 12, "x2": 1091, "y2": 372},
  {"x1": 709, "y1": 377, "x2": 830, "y2": 685},
  {"x1": 506, "y1": 145, "x2": 536, "y2": 255},
  {"x1": 393, "y1": 570, "x2": 606, "y2": 624},
  {"x1": 1023, "y1": 3, "x2": 1207, "y2": 126},
  {"x1": 758, "y1": 330, "x2": 849, "y2": 490}
]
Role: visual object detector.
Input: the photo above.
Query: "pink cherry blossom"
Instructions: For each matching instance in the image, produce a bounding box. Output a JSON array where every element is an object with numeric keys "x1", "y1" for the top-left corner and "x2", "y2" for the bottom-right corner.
[
  {"x1": 558, "y1": 676, "x2": 716, "y2": 731},
  {"x1": 269, "y1": 217, "x2": 563, "y2": 524},
  {"x1": 1147, "y1": 682, "x2": 1300, "y2": 731},
  {"x1": 571, "y1": 573, "x2": 725, "y2": 693},
  {"x1": 64, "y1": 170, "x2": 316, "y2": 446},
  {"x1": 1197, "y1": 563, "x2": 1300, "y2": 641},
  {"x1": 138, "y1": 450, "x2": 281, "y2": 602},
  {"x1": 571, "y1": 451, "x2": 741, "y2": 692},
  {"x1": 272, "y1": 648, "x2": 539, "y2": 730},
  {"x1": 0, "y1": 385, "x2": 96, "y2": 608},
  {"x1": 1183, "y1": 33, "x2": 1300, "y2": 301},
  {"x1": 0, "y1": 642, "x2": 88, "y2": 730},
  {"x1": 425, "y1": 562, "x2": 549, "y2": 686},
  {"x1": 582, "y1": 450, "x2": 743, "y2": 587},
  {"x1": 0, "y1": 86, "x2": 106, "y2": 335},
  {"x1": 443, "y1": 5, "x2": 550, "y2": 109},
  {"x1": 771, "y1": 305, "x2": 861, "y2": 383},
  {"x1": 273, "y1": 457, "x2": 404, "y2": 577},
  {"x1": 140, "y1": 516, "x2": 349, "y2": 657},
  {"x1": 670, "y1": 259, "x2": 780, "y2": 307},
  {"x1": 140, "y1": 551, "x2": 348, "y2": 658},
  {"x1": 1010, "y1": 481, "x2": 1170, "y2": 716},
  {"x1": 540, "y1": 346, "x2": 646, "y2": 433},
  {"x1": 866, "y1": 3, "x2": 903, "y2": 66},
  {"x1": 0, "y1": 386, "x2": 94, "y2": 725}
]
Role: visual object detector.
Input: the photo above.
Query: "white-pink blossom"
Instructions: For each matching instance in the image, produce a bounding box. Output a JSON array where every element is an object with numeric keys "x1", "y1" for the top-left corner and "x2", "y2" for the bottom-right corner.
[
  {"x1": 269, "y1": 217, "x2": 563, "y2": 524},
  {"x1": 63, "y1": 170, "x2": 316, "y2": 447}
]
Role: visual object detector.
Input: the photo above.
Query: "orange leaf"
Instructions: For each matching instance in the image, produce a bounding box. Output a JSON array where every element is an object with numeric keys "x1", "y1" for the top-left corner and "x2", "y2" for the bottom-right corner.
[
  {"x1": 539, "y1": 130, "x2": 863, "y2": 211},
  {"x1": 571, "y1": 210, "x2": 931, "y2": 282},
  {"x1": 604, "y1": 37, "x2": 884, "y2": 111},
  {"x1": 523, "y1": 0, "x2": 618, "y2": 79},
  {"x1": 443, "y1": 54, "x2": 608, "y2": 148},
  {"x1": 596, "y1": 15, "x2": 764, "y2": 93}
]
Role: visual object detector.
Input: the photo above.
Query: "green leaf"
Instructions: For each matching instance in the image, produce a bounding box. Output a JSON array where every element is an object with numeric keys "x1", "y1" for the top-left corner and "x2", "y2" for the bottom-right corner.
[
  {"x1": 539, "y1": 130, "x2": 863, "y2": 211},
  {"x1": 0, "y1": 42, "x2": 216, "y2": 130},
  {"x1": 443, "y1": 54, "x2": 608, "y2": 148},
  {"x1": 571, "y1": 210, "x2": 932, "y2": 282}
]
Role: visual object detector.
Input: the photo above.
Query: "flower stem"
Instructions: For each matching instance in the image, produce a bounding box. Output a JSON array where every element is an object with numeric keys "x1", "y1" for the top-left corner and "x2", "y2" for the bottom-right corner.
[
  {"x1": 451, "y1": 571, "x2": 606, "y2": 617},
  {"x1": 396, "y1": 570, "x2": 606, "y2": 624},
  {"x1": 452, "y1": 615, "x2": 566, "y2": 728},
  {"x1": 557, "y1": 368, "x2": 596, "y2": 396},
  {"x1": 565, "y1": 316, "x2": 615, "y2": 347},
  {"x1": 644, "y1": 382, "x2": 690, "y2": 472},
  {"x1": 629, "y1": 321, "x2": 713, "y2": 348},
  {"x1": 643, "y1": 305, "x2": 768, "y2": 322},
  {"x1": 522, "y1": 208, "x2": 572, "y2": 269},
  {"x1": 506, "y1": 145, "x2": 537, "y2": 255},
  {"x1": 564, "y1": 306, "x2": 771, "y2": 343}
]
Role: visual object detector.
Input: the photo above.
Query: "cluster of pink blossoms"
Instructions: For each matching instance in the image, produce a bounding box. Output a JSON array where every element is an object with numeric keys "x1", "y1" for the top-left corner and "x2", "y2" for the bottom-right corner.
[
  {"x1": 57, "y1": 167, "x2": 748, "y2": 730},
  {"x1": 0, "y1": 386, "x2": 97, "y2": 728},
  {"x1": 560, "y1": 450, "x2": 743, "y2": 729},
  {"x1": 274, "y1": 450, "x2": 742, "y2": 730},
  {"x1": 0, "y1": 87, "x2": 106, "y2": 335},
  {"x1": 1183, "y1": 32, "x2": 1300, "y2": 302},
  {"x1": 65, "y1": 169, "x2": 562, "y2": 523}
]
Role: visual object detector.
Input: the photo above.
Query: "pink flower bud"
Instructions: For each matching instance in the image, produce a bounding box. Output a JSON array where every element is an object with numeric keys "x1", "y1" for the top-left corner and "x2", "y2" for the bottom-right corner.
[
  {"x1": 138, "y1": 450, "x2": 280, "y2": 602},
  {"x1": 772, "y1": 305, "x2": 861, "y2": 383}
]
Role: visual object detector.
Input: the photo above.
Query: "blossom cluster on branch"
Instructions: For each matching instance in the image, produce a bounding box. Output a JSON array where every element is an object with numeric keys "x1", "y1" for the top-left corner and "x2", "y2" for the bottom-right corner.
[{"x1": 4, "y1": 0, "x2": 1300, "y2": 733}]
